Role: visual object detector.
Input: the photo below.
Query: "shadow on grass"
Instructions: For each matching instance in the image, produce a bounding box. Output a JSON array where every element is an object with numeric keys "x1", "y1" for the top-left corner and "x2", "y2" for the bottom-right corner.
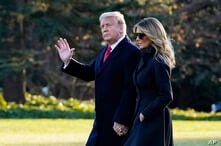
[
  {"x1": 1, "y1": 108, "x2": 221, "y2": 121},
  {"x1": 3, "y1": 142, "x2": 85, "y2": 146},
  {"x1": 3, "y1": 139, "x2": 221, "y2": 146},
  {"x1": 0, "y1": 109, "x2": 95, "y2": 119},
  {"x1": 172, "y1": 114, "x2": 221, "y2": 121}
]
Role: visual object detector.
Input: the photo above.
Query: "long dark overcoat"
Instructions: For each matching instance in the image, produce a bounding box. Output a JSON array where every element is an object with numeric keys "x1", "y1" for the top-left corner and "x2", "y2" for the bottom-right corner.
[
  {"x1": 124, "y1": 46, "x2": 174, "y2": 146},
  {"x1": 61, "y1": 37, "x2": 140, "y2": 146}
]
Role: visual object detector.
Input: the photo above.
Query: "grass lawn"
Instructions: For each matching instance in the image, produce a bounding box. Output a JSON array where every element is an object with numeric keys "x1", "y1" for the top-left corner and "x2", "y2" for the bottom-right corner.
[{"x1": 0, "y1": 119, "x2": 220, "y2": 146}]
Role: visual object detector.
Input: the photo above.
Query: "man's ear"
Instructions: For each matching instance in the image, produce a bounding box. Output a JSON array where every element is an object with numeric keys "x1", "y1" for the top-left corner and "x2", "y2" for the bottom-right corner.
[{"x1": 119, "y1": 25, "x2": 124, "y2": 34}]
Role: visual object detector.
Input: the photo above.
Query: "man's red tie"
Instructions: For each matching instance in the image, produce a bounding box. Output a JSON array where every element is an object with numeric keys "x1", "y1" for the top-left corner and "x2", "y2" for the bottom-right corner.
[{"x1": 103, "y1": 46, "x2": 112, "y2": 62}]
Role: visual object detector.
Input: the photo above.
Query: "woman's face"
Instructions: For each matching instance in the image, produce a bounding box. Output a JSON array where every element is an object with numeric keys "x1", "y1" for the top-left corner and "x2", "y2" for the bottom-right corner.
[{"x1": 135, "y1": 29, "x2": 151, "y2": 49}]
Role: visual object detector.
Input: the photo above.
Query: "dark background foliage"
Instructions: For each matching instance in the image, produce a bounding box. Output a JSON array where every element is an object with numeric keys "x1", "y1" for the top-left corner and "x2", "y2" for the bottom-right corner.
[{"x1": 0, "y1": 0, "x2": 220, "y2": 111}]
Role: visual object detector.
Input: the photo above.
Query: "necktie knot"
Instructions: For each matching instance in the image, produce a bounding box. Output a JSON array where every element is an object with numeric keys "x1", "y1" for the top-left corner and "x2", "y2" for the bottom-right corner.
[{"x1": 103, "y1": 46, "x2": 112, "y2": 62}]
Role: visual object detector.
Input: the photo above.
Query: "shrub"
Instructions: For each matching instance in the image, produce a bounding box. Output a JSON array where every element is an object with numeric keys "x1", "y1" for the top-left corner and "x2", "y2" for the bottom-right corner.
[
  {"x1": 0, "y1": 92, "x2": 7, "y2": 109},
  {"x1": 0, "y1": 92, "x2": 221, "y2": 120},
  {"x1": 0, "y1": 93, "x2": 94, "y2": 118}
]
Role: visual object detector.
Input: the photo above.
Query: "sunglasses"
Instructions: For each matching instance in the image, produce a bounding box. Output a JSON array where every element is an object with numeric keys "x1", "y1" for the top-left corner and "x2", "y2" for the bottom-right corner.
[{"x1": 134, "y1": 33, "x2": 146, "y2": 39}]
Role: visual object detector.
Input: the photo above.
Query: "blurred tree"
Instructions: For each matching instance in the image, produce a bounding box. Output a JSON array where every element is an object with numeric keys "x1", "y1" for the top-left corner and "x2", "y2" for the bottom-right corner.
[
  {"x1": 168, "y1": 0, "x2": 221, "y2": 111},
  {"x1": 0, "y1": 0, "x2": 220, "y2": 111},
  {"x1": 0, "y1": 0, "x2": 27, "y2": 102}
]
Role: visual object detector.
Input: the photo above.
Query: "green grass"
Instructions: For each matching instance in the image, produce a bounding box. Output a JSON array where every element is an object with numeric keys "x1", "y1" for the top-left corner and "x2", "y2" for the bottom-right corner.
[
  {"x1": 0, "y1": 119, "x2": 220, "y2": 146},
  {"x1": 0, "y1": 119, "x2": 91, "y2": 146},
  {"x1": 174, "y1": 121, "x2": 221, "y2": 146}
]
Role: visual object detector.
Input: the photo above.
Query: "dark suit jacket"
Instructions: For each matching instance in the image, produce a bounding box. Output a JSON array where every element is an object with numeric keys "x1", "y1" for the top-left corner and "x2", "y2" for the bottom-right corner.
[
  {"x1": 61, "y1": 36, "x2": 140, "y2": 146},
  {"x1": 124, "y1": 46, "x2": 174, "y2": 146}
]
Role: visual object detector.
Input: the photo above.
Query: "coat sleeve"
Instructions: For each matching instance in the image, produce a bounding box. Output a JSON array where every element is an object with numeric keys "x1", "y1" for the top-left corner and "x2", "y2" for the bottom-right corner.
[
  {"x1": 113, "y1": 49, "x2": 140, "y2": 127},
  {"x1": 61, "y1": 58, "x2": 95, "y2": 81},
  {"x1": 142, "y1": 60, "x2": 173, "y2": 120}
]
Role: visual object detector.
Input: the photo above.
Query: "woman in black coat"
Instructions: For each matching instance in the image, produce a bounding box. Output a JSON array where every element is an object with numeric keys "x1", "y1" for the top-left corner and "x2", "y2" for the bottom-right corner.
[{"x1": 124, "y1": 17, "x2": 175, "y2": 146}]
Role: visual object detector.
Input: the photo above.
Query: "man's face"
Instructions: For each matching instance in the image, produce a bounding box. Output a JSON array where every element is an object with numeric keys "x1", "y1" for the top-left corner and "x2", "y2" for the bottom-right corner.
[{"x1": 100, "y1": 16, "x2": 122, "y2": 45}]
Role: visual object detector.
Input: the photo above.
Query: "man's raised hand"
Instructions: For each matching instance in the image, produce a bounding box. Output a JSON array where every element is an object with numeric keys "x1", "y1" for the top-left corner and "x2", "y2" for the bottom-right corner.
[{"x1": 55, "y1": 38, "x2": 75, "y2": 65}]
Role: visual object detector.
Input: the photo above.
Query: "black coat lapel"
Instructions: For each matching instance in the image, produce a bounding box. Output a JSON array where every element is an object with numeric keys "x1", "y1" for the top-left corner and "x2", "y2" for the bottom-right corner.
[
  {"x1": 96, "y1": 36, "x2": 129, "y2": 77},
  {"x1": 96, "y1": 45, "x2": 120, "y2": 76},
  {"x1": 136, "y1": 57, "x2": 145, "y2": 74},
  {"x1": 95, "y1": 46, "x2": 106, "y2": 74},
  {"x1": 136, "y1": 46, "x2": 156, "y2": 74},
  {"x1": 101, "y1": 45, "x2": 119, "y2": 67}
]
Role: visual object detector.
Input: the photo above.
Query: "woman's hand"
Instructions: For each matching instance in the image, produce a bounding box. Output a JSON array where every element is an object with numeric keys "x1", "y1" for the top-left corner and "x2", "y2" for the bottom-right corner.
[{"x1": 139, "y1": 113, "x2": 145, "y2": 122}]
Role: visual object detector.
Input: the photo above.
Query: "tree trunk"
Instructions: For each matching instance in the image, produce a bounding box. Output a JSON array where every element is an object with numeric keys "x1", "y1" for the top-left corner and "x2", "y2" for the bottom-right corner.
[{"x1": 3, "y1": 71, "x2": 26, "y2": 103}]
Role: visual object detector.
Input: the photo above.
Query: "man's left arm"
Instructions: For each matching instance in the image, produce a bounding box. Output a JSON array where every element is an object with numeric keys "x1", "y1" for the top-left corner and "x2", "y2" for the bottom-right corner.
[{"x1": 113, "y1": 49, "x2": 140, "y2": 130}]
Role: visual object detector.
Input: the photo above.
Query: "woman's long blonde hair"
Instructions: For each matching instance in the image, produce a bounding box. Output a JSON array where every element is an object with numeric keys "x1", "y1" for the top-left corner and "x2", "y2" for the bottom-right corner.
[{"x1": 134, "y1": 17, "x2": 175, "y2": 68}]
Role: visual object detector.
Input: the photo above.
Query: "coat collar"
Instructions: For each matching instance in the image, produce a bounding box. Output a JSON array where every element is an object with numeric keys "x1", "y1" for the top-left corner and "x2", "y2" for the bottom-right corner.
[
  {"x1": 95, "y1": 36, "x2": 130, "y2": 76},
  {"x1": 136, "y1": 45, "x2": 157, "y2": 73},
  {"x1": 140, "y1": 45, "x2": 157, "y2": 57}
]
